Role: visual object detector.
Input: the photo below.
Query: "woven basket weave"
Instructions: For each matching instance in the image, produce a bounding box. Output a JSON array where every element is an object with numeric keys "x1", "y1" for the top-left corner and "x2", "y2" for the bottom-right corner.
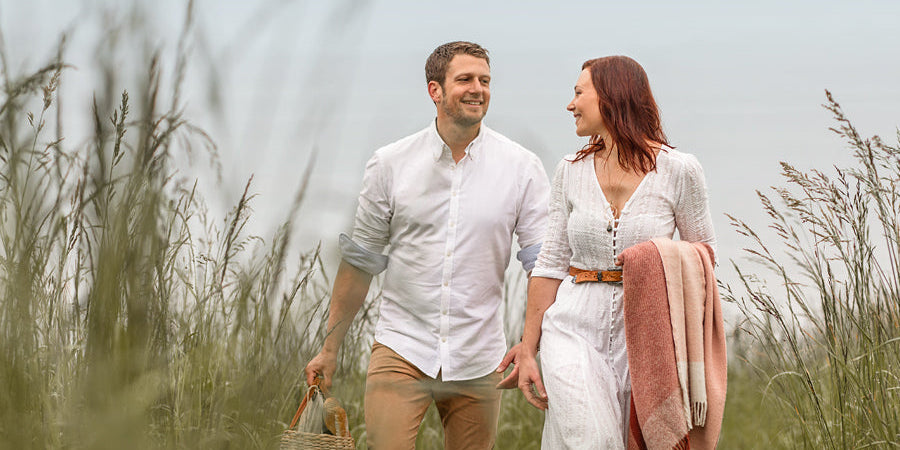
[
  {"x1": 280, "y1": 430, "x2": 355, "y2": 450},
  {"x1": 280, "y1": 384, "x2": 355, "y2": 450}
]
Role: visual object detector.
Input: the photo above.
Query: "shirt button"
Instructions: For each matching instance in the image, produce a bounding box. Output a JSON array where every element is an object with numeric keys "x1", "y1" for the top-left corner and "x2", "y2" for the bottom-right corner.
[
  {"x1": 442, "y1": 337, "x2": 447, "y2": 343},
  {"x1": 443, "y1": 281, "x2": 449, "y2": 287},
  {"x1": 446, "y1": 251, "x2": 452, "y2": 257}
]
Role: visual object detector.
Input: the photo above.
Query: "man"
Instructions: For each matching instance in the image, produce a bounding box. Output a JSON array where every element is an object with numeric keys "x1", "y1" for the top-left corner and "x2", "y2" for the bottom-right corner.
[{"x1": 305, "y1": 41, "x2": 549, "y2": 449}]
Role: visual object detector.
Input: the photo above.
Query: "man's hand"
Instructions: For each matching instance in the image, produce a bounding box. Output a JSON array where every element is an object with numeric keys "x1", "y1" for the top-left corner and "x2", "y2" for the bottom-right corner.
[
  {"x1": 495, "y1": 342, "x2": 523, "y2": 389},
  {"x1": 304, "y1": 351, "x2": 337, "y2": 393},
  {"x1": 516, "y1": 353, "x2": 548, "y2": 410},
  {"x1": 303, "y1": 260, "x2": 373, "y2": 393}
]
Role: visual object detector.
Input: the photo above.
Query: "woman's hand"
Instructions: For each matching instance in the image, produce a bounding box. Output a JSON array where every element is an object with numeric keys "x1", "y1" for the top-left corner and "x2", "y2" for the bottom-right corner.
[{"x1": 517, "y1": 352, "x2": 548, "y2": 410}]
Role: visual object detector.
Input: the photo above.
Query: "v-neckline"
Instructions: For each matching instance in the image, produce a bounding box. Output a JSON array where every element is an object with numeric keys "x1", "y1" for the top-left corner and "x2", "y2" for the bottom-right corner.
[{"x1": 590, "y1": 153, "x2": 659, "y2": 220}]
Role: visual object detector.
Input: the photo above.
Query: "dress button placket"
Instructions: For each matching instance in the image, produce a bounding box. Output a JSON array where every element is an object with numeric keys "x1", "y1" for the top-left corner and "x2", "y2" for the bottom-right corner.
[{"x1": 609, "y1": 216, "x2": 619, "y2": 350}]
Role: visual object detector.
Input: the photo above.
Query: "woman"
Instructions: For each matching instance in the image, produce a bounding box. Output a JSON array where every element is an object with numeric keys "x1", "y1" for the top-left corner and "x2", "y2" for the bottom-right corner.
[{"x1": 516, "y1": 56, "x2": 716, "y2": 448}]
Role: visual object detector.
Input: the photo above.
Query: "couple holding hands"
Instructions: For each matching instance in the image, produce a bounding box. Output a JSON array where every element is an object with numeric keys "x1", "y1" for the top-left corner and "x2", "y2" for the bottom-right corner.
[{"x1": 305, "y1": 41, "x2": 721, "y2": 449}]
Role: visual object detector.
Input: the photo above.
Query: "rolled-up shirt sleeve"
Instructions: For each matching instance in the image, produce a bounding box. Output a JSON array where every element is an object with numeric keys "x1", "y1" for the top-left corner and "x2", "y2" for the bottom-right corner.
[
  {"x1": 514, "y1": 154, "x2": 551, "y2": 272},
  {"x1": 342, "y1": 152, "x2": 392, "y2": 274},
  {"x1": 339, "y1": 233, "x2": 388, "y2": 275},
  {"x1": 516, "y1": 243, "x2": 542, "y2": 273}
]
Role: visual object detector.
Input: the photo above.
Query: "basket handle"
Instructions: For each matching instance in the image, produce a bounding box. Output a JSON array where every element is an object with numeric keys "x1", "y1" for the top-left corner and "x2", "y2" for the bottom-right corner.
[{"x1": 288, "y1": 379, "x2": 321, "y2": 430}]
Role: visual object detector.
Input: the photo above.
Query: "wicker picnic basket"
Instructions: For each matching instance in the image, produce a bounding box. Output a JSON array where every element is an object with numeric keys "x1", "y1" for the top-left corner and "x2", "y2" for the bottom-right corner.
[{"x1": 280, "y1": 382, "x2": 355, "y2": 450}]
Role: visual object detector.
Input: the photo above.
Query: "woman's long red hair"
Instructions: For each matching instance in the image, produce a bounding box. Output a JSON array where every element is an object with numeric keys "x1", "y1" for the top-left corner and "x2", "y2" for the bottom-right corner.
[{"x1": 571, "y1": 56, "x2": 670, "y2": 174}]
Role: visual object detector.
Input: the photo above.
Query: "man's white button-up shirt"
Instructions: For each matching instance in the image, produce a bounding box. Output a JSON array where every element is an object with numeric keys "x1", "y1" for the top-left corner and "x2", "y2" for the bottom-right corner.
[{"x1": 344, "y1": 121, "x2": 550, "y2": 381}]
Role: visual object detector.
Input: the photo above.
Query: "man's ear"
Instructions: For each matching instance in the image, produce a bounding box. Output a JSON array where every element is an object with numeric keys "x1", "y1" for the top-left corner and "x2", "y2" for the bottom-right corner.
[{"x1": 427, "y1": 80, "x2": 442, "y2": 104}]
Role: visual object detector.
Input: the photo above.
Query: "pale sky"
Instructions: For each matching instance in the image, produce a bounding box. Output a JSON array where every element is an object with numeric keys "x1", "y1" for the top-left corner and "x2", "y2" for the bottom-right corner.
[{"x1": 3, "y1": 0, "x2": 899, "y2": 311}]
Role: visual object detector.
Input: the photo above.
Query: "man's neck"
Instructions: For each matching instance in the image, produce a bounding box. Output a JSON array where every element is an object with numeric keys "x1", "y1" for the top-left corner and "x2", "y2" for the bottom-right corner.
[{"x1": 435, "y1": 117, "x2": 481, "y2": 163}]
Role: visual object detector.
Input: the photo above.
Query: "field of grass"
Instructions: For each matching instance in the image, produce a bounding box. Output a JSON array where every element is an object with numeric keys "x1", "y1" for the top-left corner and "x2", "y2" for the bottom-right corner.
[
  {"x1": 0, "y1": 11, "x2": 543, "y2": 448},
  {"x1": 2, "y1": 5, "x2": 898, "y2": 449},
  {"x1": 718, "y1": 92, "x2": 900, "y2": 448}
]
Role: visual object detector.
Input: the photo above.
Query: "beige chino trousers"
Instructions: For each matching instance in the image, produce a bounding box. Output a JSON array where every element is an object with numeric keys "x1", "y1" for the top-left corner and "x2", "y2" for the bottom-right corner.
[{"x1": 364, "y1": 342, "x2": 503, "y2": 449}]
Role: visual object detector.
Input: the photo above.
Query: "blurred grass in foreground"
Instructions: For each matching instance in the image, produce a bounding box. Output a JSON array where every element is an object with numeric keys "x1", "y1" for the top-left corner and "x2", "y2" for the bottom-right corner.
[
  {"x1": 0, "y1": 10, "x2": 371, "y2": 450},
  {"x1": 0, "y1": 4, "x2": 542, "y2": 448}
]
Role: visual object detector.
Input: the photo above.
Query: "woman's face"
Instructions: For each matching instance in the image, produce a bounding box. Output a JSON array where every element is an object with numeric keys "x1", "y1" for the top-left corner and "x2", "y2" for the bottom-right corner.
[{"x1": 567, "y1": 68, "x2": 606, "y2": 137}]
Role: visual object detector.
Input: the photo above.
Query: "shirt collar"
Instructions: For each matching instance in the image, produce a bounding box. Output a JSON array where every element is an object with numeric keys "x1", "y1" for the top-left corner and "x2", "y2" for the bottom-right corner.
[{"x1": 428, "y1": 119, "x2": 486, "y2": 162}]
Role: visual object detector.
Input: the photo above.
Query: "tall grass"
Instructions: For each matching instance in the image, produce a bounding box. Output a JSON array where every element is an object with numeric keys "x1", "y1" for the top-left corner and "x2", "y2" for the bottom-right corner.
[
  {"x1": 17, "y1": 7, "x2": 898, "y2": 446},
  {"x1": 0, "y1": 17, "x2": 378, "y2": 450},
  {"x1": 724, "y1": 92, "x2": 900, "y2": 448},
  {"x1": 0, "y1": 6, "x2": 545, "y2": 449}
]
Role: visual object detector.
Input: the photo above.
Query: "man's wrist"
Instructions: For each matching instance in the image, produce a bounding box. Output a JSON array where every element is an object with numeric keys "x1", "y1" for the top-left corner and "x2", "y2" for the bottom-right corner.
[{"x1": 320, "y1": 343, "x2": 341, "y2": 358}]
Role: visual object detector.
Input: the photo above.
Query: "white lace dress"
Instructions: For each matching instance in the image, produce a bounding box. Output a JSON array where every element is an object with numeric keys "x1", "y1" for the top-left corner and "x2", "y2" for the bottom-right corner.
[{"x1": 530, "y1": 148, "x2": 716, "y2": 449}]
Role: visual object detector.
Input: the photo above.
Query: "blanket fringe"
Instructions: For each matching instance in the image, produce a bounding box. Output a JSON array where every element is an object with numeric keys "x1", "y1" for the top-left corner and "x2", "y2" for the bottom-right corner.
[
  {"x1": 673, "y1": 435, "x2": 690, "y2": 450},
  {"x1": 692, "y1": 401, "x2": 707, "y2": 427}
]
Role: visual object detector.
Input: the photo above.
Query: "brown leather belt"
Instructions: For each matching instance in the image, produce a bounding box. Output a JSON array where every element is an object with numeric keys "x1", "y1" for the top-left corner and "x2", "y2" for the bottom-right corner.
[{"x1": 569, "y1": 266, "x2": 623, "y2": 284}]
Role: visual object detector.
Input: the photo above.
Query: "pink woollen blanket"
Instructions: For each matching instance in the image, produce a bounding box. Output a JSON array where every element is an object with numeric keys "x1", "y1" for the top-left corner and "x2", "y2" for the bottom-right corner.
[{"x1": 620, "y1": 240, "x2": 727, "y2": 450}]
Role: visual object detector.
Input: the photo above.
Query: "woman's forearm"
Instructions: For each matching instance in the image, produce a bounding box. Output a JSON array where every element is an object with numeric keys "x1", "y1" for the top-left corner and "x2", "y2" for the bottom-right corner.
[{"x1": 520, "y1": 276, "x2": 563, "y2": 357}]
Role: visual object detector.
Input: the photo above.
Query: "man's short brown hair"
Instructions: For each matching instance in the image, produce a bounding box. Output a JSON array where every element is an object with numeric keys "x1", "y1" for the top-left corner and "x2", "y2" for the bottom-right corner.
[{"x1": 425, "y1": 41, "x2": 490, "y2": 87}]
